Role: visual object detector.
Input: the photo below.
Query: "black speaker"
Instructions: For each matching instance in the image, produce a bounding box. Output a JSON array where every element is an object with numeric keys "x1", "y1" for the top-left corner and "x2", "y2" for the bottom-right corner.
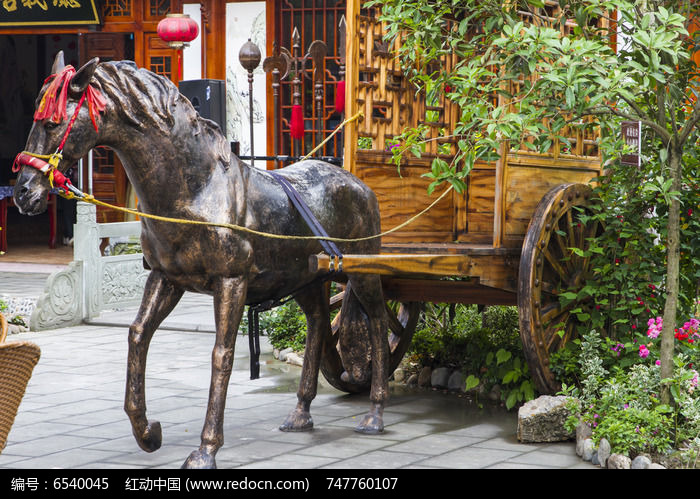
[{"x1": 179, "y1": 79, "x2": 226, "y2": 132}]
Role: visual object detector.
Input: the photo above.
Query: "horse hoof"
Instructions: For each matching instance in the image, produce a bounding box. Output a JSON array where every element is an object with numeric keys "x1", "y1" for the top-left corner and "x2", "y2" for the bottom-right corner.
[
  {"x1": 181, "y1": 449, "x2": 217, "y2": 469},
  {"x1": 355, "y1": 414, "x2": 384, "y2": 435},
  {"x1": 279, "y1": 409, "x2": 313, "y2": 432},
  {"x1": 135, "y1": 421, "x2": 162, "y2": 452}
]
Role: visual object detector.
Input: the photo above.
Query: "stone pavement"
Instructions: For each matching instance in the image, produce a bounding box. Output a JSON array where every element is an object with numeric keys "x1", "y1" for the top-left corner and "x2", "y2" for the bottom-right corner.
[{"x1": 0, "y1": 265, "x2": 596, "y2": 470}]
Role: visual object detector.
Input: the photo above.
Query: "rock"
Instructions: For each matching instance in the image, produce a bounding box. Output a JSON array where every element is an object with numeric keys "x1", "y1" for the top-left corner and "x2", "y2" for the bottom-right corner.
[
  {"x1": 417, "y1": 366, "x2": 432, "y2": 387},
  {"x1": 576, "y1": 422, "x2": 592, "y2": 456},
  {"x1": 285, "y1": 352, "x2": 304, "y2": 367},
  {"x1": 648, "y1": 463, "x2": 666, "y2": 469},
  {"x1": 631, "y1": 455, "x2": 652, "y2": 469},
  {"x1": 591, "y1": 451, "x2": 599, "y2": 465},
  {"x1": 597, "y1": 438, "x2": 611, "y2": 467},
  {"x1": 582, "y1": 439, "x2": 595, "y2": 461},
  {"x1": 516, "y1": 395, "x2": 575, "y2": 443},
  {"x1": 393, "y1": 367, "x2": 406, "y2": 383},
  {"x1": 447, "y1": 371, "x2": 466, "y2": 392},
  {"x1": 607, "y1": 453, "x2": 631, "y2": 469},
  {"x1": 431, "y1": 367, "x2": 451, "y2": 388},
  {"x1": 278, "y1": 347, "x2": 294, "y2": 362},
  {"x1": 406, "y1": 374, "x2": 418, "y2": 386},
  {"x1": 7, "y1": 323, "x2": 28, "y2": 335},
  {"x1": 488, "y1": 384, "x2": 501, "y2": 403}
]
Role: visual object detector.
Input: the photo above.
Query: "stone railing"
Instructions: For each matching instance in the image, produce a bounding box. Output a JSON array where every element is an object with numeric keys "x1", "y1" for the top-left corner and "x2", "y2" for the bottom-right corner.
[{"x1": 30, "y1": 201, "x2": 148, "y2": 331}]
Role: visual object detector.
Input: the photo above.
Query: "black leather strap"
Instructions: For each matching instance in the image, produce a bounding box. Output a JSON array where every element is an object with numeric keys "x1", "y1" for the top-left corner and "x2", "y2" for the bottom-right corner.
[{"x1": 268, "y1": 170, "x2": 343, "y2": 263}]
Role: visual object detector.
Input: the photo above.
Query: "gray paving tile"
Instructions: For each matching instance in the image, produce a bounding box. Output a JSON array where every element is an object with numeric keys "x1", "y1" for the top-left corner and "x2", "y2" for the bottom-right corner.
[
  {"x1": 0, "y1": 275, "x2": 589, "y2": 470},
  {"x1": 386, "y1": 434, "x2": 484, "y2": 456},
  {"x1": 504, "y1": 448, "x2": 589, "y2": 468},
  {"x1": 418, "y1": 446, "x2": 522, "y2": 469}
]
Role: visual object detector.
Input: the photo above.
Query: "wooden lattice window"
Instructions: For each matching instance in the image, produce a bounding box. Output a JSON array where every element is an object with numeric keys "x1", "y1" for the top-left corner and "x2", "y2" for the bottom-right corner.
[
  {"x1": 352, "y1": 12, "x2": 460, "y2": 159},
  {"x1": 149, "y1": 0, "x2": 170, "y2": 17},
  {"x1": 510, "y1": 1, "x2": 605, "y2": 159},
  {"x1": 102, "y1": 0, "x2": 132, "y2": 18},
  {"x1": 149, "y1": 55, "x2": 172, "y2": 78},
  {"x1": 275, "y1": 0, "x2": 347, "y2": 160}
]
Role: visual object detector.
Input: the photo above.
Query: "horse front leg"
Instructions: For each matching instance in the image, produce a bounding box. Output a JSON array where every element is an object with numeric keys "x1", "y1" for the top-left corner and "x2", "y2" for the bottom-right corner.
[
  {"x1": 279, "y1": 283, "x2": 329, "y2": 432},
  {"x1": 125, "y1": 270, "x2": 183, "y2": 452},
  {"x1": 182, "y1": 276, "x2": 247, "y2": 469}
]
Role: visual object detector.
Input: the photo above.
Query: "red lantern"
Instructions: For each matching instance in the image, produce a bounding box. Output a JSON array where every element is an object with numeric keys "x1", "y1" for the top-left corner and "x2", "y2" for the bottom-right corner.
[{"x1": 157, "y1": 13, "x2": 199, "y2": 50}]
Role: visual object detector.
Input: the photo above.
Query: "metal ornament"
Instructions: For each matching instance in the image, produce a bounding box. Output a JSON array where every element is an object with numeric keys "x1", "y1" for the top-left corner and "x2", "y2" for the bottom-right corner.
[{"x1": 238, "y1": 39, "x2": 262, "y2": 167}]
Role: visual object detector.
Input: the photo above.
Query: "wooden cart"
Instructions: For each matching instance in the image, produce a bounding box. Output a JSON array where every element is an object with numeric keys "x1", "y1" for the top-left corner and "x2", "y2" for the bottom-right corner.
[{"x1": 311, "y1": 2, "x2": 605, "y2": 396}]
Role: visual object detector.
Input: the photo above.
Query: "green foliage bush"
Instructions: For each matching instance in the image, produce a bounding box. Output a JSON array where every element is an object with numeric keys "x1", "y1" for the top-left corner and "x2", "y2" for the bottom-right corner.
[
  {"x1": 257, "y1": 301, "x2": 307, "y2": 353},
  {"x1": 408, "y1": 304, "x2": 535, "y2": 409},
  {"x1": 562, "y1": 329, "x2": 700, "y2": 465}
]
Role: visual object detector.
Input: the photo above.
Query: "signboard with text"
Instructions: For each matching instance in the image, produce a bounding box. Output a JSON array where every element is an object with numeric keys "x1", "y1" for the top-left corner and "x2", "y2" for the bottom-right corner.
[
  {"x1": 620, "y1": 120, "x2": 642, "y2": 167},
  {"x1": 0, "y1": 0, "x2": 101, "y2": 27}
]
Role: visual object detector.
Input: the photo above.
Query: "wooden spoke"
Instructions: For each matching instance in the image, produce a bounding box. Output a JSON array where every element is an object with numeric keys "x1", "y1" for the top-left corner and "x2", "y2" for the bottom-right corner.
[
  {"x1": 543, "y1": 247, "x2": 569, "y2": 282},
  {"x1": 518, "y1": 183, "x2": 603, "y2": 394}
]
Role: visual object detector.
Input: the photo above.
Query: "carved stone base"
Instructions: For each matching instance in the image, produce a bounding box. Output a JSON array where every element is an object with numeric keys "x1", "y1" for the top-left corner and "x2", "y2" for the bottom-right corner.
[{"x1": 30, "y1": 261, "x2": 84, "y2": 331}]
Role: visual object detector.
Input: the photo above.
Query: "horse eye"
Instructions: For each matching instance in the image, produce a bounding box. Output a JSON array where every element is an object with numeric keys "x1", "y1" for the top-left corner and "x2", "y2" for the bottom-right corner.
[{"x1": 44, "y1": 121, "x2": 60, "y2": 130}]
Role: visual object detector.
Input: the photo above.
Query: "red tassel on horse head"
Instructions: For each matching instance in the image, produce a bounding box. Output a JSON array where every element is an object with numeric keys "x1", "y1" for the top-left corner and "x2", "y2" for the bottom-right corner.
[{"x1": 290, "y1": 104, "x2": 304, "y2": 140}]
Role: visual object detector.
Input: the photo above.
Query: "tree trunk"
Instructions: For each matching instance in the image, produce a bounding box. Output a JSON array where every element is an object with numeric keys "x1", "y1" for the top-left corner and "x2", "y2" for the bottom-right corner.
[{"x1": 660, "y1": 143, "x2": 682, "y2": 404}]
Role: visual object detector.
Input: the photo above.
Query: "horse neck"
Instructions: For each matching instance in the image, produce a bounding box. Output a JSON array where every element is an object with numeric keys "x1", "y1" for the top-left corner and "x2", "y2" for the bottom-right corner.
[{"x1": 99, "y1": 113, "x2": 241, "y2": 215}]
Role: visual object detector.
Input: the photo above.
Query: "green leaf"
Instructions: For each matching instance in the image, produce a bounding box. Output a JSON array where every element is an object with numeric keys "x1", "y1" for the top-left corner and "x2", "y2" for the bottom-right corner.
[
  {"x1": 496, "y1": 349, "x2": 512, "y2": 365},
  {"x1": 465, "y1": 374, "x2": 480, "y2": 392},
  {"x1": 505, "y1": 391, "x2": 518, "y2": 410}
]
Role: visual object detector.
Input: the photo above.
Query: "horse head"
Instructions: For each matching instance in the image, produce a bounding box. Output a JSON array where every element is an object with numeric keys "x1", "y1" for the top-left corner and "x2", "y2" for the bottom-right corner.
[{"x1": 13, "y1": 51, "x2": 103, "y2": 215}]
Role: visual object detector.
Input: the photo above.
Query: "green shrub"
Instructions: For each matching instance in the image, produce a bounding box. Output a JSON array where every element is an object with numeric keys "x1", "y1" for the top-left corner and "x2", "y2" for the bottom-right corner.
[
  {"x1": 260, "y1": 301, "x2": 307, "y2": 353},
  {"x1": 408, "y1": 304, "x2": 535, "y2": 409}
]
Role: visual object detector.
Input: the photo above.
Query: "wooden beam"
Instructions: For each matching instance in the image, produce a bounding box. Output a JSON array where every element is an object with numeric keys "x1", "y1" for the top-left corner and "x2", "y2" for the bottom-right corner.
[
  {"x1": 310, "y1": 253, "x2": 475, "y2": 277},
  {"x1": 382, "y1": 277, "x2": 517, "y2": 305},
  {"x1": 342, "y1": 0, "x2": 360, "y2": 174}
]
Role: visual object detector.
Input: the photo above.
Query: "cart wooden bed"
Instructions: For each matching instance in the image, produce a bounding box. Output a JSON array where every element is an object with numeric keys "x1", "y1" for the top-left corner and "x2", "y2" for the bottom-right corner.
[{"x1": 312, "y1": 2, "x2": 605, "y2": 396}]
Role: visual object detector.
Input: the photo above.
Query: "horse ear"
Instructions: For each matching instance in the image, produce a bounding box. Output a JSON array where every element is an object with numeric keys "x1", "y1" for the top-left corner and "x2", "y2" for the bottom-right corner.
[
  {"x1": 51, "y1": 50, "x2": 65, "y2": 75},
  {"x1": 69, "y1": 57, "x2": 100, "y2": 96}
]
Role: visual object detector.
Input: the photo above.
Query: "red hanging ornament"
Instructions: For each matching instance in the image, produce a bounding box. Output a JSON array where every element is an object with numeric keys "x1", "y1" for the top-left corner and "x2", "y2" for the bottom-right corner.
[
  {"x1": 335, "y1": 80, "x2": 345, "y2": 114},
  {"x1": 290, "y1": 104, "x2": 304, "y2": 140},
  {"x1": 157, "y1": 13, "x2": 199, "y2": 50}
]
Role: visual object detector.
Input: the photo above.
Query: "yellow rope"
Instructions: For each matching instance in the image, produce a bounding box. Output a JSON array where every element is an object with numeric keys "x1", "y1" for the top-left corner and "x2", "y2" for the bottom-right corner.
[
  {"x1": 75, "y1": 184, "x2": 454, "y2": 243},
  {"x1": 53, "y1": 109, "x2": 452, "y2": 244},
  {"x1": 299, "y1": 111, "x2": 362, "y2": 161}
]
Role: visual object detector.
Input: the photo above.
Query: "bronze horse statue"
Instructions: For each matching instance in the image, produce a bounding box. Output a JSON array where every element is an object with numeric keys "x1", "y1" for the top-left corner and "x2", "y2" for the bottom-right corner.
[{"x1": 13, "y1": 52, "x2": 390, "y2": 469}]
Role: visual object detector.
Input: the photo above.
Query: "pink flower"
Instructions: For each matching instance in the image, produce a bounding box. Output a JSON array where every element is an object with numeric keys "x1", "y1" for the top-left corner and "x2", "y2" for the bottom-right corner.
[
  {"x1": 639, "y1": 344, "x2": 650, "y2": 358},
  {"x1": 655, "y1": 360, "x2": 661, "y2": 366},
  {"x1": 647, "y1": 317, "x2": 662, "y2": 339}
]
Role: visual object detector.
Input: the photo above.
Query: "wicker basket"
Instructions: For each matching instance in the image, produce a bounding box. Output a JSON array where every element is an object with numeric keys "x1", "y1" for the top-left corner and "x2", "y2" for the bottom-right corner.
[{"x1": 0, "y1": 312, "x2": 41, "y2": 452}]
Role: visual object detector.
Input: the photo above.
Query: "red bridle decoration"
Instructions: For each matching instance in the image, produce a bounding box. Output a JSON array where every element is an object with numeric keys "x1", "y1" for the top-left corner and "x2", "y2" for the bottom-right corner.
[
  {"x1": 33, "y1": 65, "x2": 106, "y2": 132},
  {"x1": 12, "y1": 65, "x2": 106, "y2": 196}
]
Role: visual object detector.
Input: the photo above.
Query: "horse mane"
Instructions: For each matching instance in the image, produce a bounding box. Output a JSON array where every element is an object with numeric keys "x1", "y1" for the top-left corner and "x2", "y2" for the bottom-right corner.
[{"x1": 93, "y1": 61, "x2": 230, "y2": 168}]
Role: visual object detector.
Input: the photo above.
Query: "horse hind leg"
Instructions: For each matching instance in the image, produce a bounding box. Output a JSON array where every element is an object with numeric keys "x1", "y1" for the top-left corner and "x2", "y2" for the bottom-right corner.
[
  {"x1": 125, "y1": 270, "x2": 184, "y2": 453},
  {"x1": 279, "y1": 282, "x2": 330, "y2": 432},
  {"x1": 346, "y1": 274, "x2": 389, "y2": 435}
]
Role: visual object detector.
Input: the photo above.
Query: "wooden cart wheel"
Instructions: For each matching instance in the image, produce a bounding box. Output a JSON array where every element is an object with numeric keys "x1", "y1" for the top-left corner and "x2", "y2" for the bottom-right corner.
[
  {"x1": 320, "y1": 289, "x2": 421, "y2": 393},
  {"x1": 518, "y1": 183, "x2": 603, "y2": 394}
]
